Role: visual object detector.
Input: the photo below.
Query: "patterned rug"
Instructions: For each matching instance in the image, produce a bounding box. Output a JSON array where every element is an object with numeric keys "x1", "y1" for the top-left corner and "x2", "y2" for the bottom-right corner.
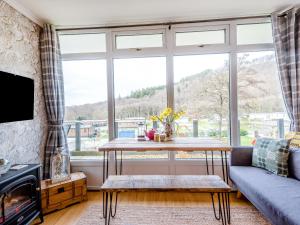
[{"x1": 76, "y1": 204, "x2": 271, "y2": 225}]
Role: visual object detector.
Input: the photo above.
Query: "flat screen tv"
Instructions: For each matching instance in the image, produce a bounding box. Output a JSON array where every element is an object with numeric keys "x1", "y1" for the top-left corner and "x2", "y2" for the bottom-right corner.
[{"x1": 0, "y1": 71, "x2": 34, "y2": 123}]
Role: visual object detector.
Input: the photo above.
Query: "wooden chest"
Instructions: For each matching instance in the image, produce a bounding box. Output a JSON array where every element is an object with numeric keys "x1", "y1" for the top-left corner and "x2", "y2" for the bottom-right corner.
[{"x1": 41, "y1": 172, "x2": 87, "y2": 214}]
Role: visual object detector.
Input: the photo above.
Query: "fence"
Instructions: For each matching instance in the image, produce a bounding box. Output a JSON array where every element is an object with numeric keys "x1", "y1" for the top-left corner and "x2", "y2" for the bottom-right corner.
[{"x1": 64, "y1": 118, "x2": 289, "y2": 152}]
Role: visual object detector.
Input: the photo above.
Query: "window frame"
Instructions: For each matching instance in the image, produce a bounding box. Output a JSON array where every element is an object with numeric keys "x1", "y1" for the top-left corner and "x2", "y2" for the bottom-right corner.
[
  {"x1": 59, "y1": 17, "x2": 278, "y2": 162},
  {"x1": 236, "y1": 22, "x2": 274, "y2": 46},
  {"x1": 112, "y1": 27, "x2": 167, "y2": 55},
  {"x1": 59, "y1": 29, "x2": 108, "y2": 61},
  {"x1": 173, "y1": 24, "x2": 229, "y2": 49}
]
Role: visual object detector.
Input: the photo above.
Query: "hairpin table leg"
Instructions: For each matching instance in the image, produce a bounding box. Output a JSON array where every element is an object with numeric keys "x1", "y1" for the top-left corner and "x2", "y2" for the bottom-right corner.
[{"x1": 110, "y1": 150, "x2": 123, "y2": 218}]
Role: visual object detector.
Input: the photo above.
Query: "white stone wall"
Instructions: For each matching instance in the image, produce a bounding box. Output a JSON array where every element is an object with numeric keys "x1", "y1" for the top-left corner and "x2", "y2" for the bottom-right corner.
[{"x1": 0, "y1": 1, "x2": 47, "y2": 164}]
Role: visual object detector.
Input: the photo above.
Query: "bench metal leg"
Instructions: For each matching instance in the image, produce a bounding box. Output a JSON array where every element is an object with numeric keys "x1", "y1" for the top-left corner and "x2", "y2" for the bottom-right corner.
[
  {"x1": 104, "y1": 192, "x2": 113, "y2": 225},
  {"x1": 225, "y1": 192, "x2": 231, "y2": 224},
  {"x1": 102, "y1": 150, "x2": 123, "y2": 220},
  {"x1": 207, "y1": 150, "x2": 230, "y2": 224},
  {"x1": 102, "y1": 150, "x2": 109, "y2": 218},
  {"x1": 216, "y1": 192, "x2": 231, "y2": 225},
  {"x1": 211, "y1": 193, "x2": 221, "y2": 220},
  {"x1": 110, "y1": 150, "x2": 123, "y2": 218}
]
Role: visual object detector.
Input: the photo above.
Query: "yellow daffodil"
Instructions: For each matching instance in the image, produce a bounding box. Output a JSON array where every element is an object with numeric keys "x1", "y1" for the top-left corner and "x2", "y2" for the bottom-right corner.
[
  {"x1": 150, "y1": 115, "x2": 158, "y2": 121},
  {"x1": 150, "y1": 108, "x2": 185, "y2": 124}
]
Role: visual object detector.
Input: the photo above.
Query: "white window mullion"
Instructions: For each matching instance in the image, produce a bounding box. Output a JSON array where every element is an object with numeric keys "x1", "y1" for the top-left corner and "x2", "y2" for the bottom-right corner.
[
  {"x1": 229, "y1": 22, "x2": 239, "y2": 146},
  {"x1": 106, "y1": 30, "x2": 115, "y2": 141},
  {"x1": 166, "y1": 26, "x2": 176, "y2": 171}
]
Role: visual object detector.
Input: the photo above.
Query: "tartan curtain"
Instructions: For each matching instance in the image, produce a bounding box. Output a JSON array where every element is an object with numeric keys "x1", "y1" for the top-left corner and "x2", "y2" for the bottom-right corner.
[
  {"x1": 272, "y1": 8, "x2": 300, "y2": 132},
  {"x1": 40, "y1": 24, "x2": 69, "y2": 179}
]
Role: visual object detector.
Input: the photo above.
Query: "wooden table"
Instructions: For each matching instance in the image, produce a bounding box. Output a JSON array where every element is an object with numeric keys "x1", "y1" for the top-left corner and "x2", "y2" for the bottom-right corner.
[
  {"x1": 99, "y1": 137, "x2": 231, "y2": 152},
  {"x1": 99, "y1": 138, "x2": 232, "y2": 225}
]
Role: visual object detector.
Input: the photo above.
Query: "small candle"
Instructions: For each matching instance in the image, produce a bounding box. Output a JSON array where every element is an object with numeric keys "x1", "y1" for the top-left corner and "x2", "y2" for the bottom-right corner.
[
  {"x1": 160, "y1": 133, "x2": 166, "y2": 142},
  {"x1": 154, "y1": 133, "x2": 160, "y2": 142}
]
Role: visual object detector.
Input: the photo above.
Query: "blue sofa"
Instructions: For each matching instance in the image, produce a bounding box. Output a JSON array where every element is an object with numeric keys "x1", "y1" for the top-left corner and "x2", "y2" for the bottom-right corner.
[{"x1": 230, "y1": 147, "x2": 300, "y2": 225}]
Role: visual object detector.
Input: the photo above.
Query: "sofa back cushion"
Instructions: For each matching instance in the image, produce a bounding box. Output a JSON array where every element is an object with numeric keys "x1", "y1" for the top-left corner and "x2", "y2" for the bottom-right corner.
[
  {"x1": 288, "y1": 148, "x2": 300, "y2": 181},
  {"x1": 252, "y1": 138, "x2": 290, "y2": 177},
  {"x1": 285, "y1": 132, "x2": 300, "y2": 148}
]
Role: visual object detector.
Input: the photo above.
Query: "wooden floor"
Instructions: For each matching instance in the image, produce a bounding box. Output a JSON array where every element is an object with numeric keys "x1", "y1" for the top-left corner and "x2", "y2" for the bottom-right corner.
[{"x1": 34, "y1": 191, "x2": 250, "y2": 225}]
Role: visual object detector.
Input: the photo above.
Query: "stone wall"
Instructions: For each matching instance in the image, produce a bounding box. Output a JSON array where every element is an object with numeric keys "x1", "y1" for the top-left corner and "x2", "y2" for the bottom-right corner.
[{"x1": 0, "y1": 1, "x2": 47, "y2": 164}]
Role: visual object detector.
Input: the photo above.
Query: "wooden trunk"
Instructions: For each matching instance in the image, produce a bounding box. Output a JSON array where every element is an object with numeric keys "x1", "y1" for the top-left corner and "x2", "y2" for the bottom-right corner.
[{"x1": 41, "y1": 172, "x2": 87, "y2": 214}]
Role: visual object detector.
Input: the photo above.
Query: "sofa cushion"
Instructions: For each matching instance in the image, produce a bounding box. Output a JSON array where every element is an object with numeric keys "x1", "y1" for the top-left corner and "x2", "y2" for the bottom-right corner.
[
  {"x1": 289, "y1": 148, "x2": 300, "y2": 181},
  {"x1": 286, "y1": 132, "x2": 300, "y2": 148},
  {"x1": 252, "y1": 138, "x2": 289, "y2": 176},
  {"x1": 230, "y1": 166, "x2": 300, "y2": 225}
]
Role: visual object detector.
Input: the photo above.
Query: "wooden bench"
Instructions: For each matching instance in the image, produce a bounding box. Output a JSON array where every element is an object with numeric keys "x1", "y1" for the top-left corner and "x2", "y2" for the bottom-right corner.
[{"x1": 101, "y1": 175, "x2": 231, "y2": 225}]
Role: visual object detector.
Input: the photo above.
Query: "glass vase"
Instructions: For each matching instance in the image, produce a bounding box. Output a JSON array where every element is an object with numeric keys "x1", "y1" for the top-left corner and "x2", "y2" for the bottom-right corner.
[
  {"x1": 164, "y1": 122, "x2": 174, "y2": 141},
  {"x1": 51, "y1": 147, "x2": 71, "y2": 184}
]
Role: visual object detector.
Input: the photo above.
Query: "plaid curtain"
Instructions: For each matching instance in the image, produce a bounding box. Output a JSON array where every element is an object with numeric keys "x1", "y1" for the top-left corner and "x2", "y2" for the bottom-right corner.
[
  {"x1": 272, "y1": 8, "x2": 300, "y2": 132},
  {"x1": 40, "y1": 24, "x2": 69, "y2": 179}
]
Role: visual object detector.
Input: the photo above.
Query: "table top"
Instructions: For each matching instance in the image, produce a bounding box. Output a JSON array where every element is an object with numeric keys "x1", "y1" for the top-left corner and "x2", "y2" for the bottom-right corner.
[
  {"x1": 101, "y1": 175, "x2": 231, "y2": 192},
  {"x1": 98, "y1": 138, "x2": 231, "y2": 152}
]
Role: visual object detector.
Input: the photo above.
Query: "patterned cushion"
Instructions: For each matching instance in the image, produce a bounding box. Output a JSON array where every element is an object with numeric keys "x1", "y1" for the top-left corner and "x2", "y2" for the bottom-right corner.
[
  {"x1": 252, "y1": 138, "x2": 290, "y2": 177},
  {"x1": 285, "y1": 132, "x2": 300, "y2": 148}
]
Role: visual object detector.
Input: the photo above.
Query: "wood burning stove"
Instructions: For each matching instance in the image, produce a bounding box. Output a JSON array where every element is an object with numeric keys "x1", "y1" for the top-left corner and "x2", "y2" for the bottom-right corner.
[{"x1": 0, "y1": 165, "x2": 43, "y2": 225}]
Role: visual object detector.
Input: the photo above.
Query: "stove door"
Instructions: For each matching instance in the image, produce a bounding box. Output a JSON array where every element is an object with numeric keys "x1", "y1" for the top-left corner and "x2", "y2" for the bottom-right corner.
[{"x1": 0, "y1": 175, "x2": 38, "y2": 224}]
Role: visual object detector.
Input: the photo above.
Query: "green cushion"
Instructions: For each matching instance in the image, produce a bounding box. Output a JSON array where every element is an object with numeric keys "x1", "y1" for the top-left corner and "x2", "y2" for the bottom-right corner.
[{"x1": 252, "y1": 138, "x2": 290, "y2": 177}]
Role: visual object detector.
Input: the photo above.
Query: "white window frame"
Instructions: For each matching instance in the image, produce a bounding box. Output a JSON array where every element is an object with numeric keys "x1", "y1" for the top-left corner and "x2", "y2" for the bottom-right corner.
[
  {"x1": 173, "y1": 24, "x2": 229, "y2": 51},
  {"x1": 112, "y1": 27, "x2": 167, "y2": 56},
  {"x1": 59, "y1": 29, "x2": 108, "y2": 61},
  {"x1": 59, "y1": 17, "x2": 276, "y2": 165}
]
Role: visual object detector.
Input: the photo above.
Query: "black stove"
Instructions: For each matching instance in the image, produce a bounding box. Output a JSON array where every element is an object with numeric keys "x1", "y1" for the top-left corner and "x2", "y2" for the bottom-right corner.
[{"x1": 0, "y1": 164, "x2": 43, "y2": 225}]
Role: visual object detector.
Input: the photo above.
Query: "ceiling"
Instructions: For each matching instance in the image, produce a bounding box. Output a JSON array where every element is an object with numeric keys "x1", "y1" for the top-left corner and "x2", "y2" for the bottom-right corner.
[{"x1": 7, "y1": 0, "x2": 300, "y2": 27}]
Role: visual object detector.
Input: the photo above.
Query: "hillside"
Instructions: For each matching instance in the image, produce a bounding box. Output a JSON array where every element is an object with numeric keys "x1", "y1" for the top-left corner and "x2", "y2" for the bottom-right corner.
[{"x1": 65, "y1": 54, "x2": 284, "y2": 121}]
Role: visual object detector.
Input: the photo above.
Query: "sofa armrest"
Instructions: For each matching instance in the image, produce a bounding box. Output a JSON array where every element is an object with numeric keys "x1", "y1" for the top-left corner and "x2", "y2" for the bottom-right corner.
[{"x1": 230, "y1": 147, "x2": 253, "y2": 166}]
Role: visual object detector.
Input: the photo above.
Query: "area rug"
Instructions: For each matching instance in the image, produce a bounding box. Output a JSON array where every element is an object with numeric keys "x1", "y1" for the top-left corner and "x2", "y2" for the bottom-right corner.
[{"x1": 76, "y1": 204, "x2": 271, "y2": 225}]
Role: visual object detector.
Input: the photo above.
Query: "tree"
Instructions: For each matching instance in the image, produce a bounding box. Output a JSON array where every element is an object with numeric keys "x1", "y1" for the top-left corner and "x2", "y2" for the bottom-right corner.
[{"x1": 201, "y1": 69, "x2": 229, "y2": 139}]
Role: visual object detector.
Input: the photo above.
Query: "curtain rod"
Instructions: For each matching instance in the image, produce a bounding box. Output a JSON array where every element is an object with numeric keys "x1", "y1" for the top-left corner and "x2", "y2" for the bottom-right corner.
[{"x1": 56, "y1": 15, "x2": 270, "y2": 31}]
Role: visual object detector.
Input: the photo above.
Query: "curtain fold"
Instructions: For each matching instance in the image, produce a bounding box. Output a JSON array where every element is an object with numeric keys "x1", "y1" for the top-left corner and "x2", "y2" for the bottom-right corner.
[
  {"x1": 40, "y1": 24, "x2": 69, "y2": 179},
  {"x1": 272, "y1": 8, "x2": 300, "y2": 132}
]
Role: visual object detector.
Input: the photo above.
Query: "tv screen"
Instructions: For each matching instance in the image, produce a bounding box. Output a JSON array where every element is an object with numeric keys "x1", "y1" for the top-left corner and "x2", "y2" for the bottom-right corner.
[{"x1": 0, "y1": 71, "x2": 34, "y2": 123}]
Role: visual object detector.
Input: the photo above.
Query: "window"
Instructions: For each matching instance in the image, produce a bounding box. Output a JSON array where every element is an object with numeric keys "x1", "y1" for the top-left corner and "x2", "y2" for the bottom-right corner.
[
  {"x1": 63, "y1": 60, "x2": 108, "y2": 159},
  {"x1": 237, "y1": 23, "x2": 273, "y2": 45},
  {"x1": 237, "y1": 51, "x2": 288, "y2": 146},
  {"x1": 114, "y1": 57, "x2": 168, "y2": 159},
  {"x1": 115, "y1": 33, "x2": 164, "y2": 49},
  {"x1": 176, "y1": 30, "x2": 225, "y2": 46},
  {"x1": 59, "y1": 19, "x2": 286, "y2": 163},
  {"x1": 174, "y1": 54, "x2": 229, "y2": 159},
  {"x1": 59, "y1": 33, "x2": 106, "y2": 53}
]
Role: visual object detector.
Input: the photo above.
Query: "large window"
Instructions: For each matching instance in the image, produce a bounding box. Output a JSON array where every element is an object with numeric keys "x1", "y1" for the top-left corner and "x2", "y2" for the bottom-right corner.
[
  {"x1": 63, "y1": 60, "x2": 108, "y2": 159},
  {"x1": 237, "y1": 51, "x2": 288, "y2": 146},
  {"x1": 59, "y1": 18, "x2": 287, "y2": 162},
  {"x1": 114, "y1": 57, "x2": 168, "y2": 159},
  {"x1": 174, "y1": 54, "x2": 229, "y2": 159}
]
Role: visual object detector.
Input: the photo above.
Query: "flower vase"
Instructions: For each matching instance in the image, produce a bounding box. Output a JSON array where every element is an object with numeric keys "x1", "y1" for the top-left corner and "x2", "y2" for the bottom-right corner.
[{"x1": 164, "y1": 123, "x2": 174, "y2": 141}]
